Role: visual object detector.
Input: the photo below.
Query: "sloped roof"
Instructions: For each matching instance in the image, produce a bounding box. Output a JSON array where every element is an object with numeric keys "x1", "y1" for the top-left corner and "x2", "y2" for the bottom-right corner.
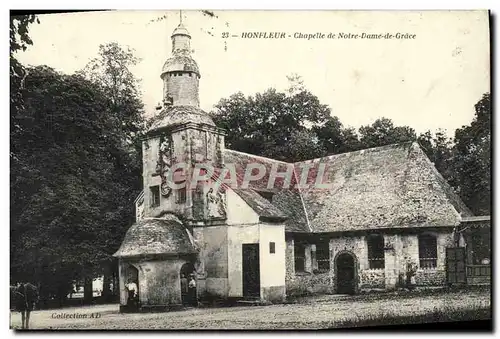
[
  {"x1": 171, "y1": 23, "x2": 191, "y2": 37},
  {"x1": 223, "y1": 149, "x2": 293, "y2": 193},
  {"x1": 113, "y1": 216, "x2": 197, "y2": 258},
  {"x1": 223, "y1": 150, "x2": 308, "y2": 230},
  {"x1": 130, "y1": 143, "x2": 473, "y2": 234},
  {"x1": 271, "y1": 188, "x2": 311, "y2": 232},
  {"x1": 294, "y1": 142, "x2": 473, "y2": 233},
  {"x1": 232, "y1": 188, "x2": 287, "y2": 221},
  {"x1": 161, "y1": 55, "x2": 200, "y2": 76},
  {"x1": 148, "y1": 105, "x2": 215, "y2": 133}
]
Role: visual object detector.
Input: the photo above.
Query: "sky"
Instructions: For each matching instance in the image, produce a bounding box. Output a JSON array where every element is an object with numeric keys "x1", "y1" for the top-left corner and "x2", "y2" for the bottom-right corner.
[{"x1": 16, "y1": 10, "x2": 490, "y2": 137}]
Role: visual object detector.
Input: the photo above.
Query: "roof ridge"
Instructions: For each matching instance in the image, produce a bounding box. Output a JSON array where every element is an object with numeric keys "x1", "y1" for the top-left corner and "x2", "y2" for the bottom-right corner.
[
  {"x1": 293, "y1": 141, "x2": 417, "y2": 165},
  {"x1": 224, "y1": 149, "x2": 291, "y2": 165}
]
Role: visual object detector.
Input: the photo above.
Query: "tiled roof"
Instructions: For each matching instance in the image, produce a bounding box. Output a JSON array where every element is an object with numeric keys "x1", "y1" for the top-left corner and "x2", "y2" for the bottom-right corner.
[
  {"x1": 232, "y1": 188, "x2": 287, "y2": 221},
  {"x1": 272, "y1": 188, "x2": 311, "y2": 232},
  {"x1": 223, "y1": 141, "x2": 473, "y2": 233},
  {"x1": 294, "y1": 142, "x2": 473, "y2": 233},
  {"x1": 148, "y1": 105, "x2": 215, "y2": 132},
  {"x1": 222, "y1": 150, "x2": 310, "y2": 232},
  {"x1": 161, "y1": 55, "x2": 200, "y2": 76},
  {"x1": 223, "y1": 149, "x2": 292, "y2": 193},
  {"x1": 171, "y1": 23, "x2": 190, "y2": 37},
  {"x1": 113, "y1": 216, "x2": 197, "y2": 258},
  {"x1": 130, "y1": 142, "x2": 474, "y2": 234}
]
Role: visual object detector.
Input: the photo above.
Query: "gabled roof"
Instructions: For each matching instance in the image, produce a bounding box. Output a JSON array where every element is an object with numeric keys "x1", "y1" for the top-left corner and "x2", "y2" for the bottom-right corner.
[
  {"x1": 271, "y1": 188, "x2": 311, "y2": 232},
  {"x1": 223, "y1": 149, "x2": 308, "y2": 230},
  {"x1": 131, "y1": 142, "x2": 474, "y2": 234},
  {"x1": 113, "y1": 215, "x2": 197, "y2": 258},
  {"x1": 222, "y1": 141, "x2": 473, "y2": 233},
  {"x1": 294, "y1": 142, "x2": 473, "y2": 233},
  {"x1": 232, "y1": 188, "x2": 287, "y2": 222},
  {"x1": 223, "y1": 149, "x2": 292, "y2": 193}
]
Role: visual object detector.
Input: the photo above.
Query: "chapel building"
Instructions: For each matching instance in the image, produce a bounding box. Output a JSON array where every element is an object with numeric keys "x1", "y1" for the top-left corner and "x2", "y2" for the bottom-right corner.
[{"x1": 114, "y1": 19, "x2": 491, "y2": 311}]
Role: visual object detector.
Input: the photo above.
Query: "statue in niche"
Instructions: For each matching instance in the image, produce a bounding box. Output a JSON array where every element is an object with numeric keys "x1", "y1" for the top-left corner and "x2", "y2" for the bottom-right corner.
[
  {"x1": 157, "y1": 136, "x2": 173, "y2": 197},
  {"x1": 206, "y1": 187, "x2": 227, "y2": 219}
]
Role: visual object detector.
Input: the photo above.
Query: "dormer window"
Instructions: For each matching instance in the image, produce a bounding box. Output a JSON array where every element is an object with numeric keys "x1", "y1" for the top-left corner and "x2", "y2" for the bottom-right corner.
[{"x1": 256, "y1": 191, "x2": 274, "y2": 202}]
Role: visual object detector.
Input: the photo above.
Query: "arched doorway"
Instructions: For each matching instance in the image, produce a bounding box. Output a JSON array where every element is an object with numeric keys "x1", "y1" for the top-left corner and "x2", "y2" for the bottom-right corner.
[
  {"x1": 180, "y1": 262, "x2": 196, "y2": 306},
  {"x1": 335, "y1": 252, "x2": 357, "y2": 294}
]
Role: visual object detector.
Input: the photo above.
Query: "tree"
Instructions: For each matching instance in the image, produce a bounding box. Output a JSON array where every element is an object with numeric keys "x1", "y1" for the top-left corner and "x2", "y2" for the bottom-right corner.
[
  {"x1": 78, "y1": 42, "x2": 146, "y2": 300},
  {"x1": 312, "y1": 116, "x2": 362, "y2": 155},
  {"x1": 211, "y1": 74, "x2": 338, "y2": 162},
  {"x1": 10, "y1": 14, "x2": 39, "y2": 159},
  {"x1": 78, "y1": 42, "x2": 145, "y2": 144},
  {"x1": 11, "y1": 62, "x2": 145, "y2": 305},
  {"x1": 417, "y1": 129, "x2": 454, "y2": 181},
  {"x1": 264, "y1": 129, "x2": 326, "y2": 162},
  {"x1": 11, "y1": 65, "x2": 117, "y2": 302},
  {"x1": 452, "y1": 93, "x2": 491, "y2": 215},
  {"x1": 358, "y1": 118, "x2": 417, "y2": 148}
]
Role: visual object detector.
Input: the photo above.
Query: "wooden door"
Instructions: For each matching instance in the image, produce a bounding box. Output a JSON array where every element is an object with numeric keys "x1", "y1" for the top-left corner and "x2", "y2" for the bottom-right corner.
[{"x1": 242, "y1": 244, "x2": 260, "y2": 298}]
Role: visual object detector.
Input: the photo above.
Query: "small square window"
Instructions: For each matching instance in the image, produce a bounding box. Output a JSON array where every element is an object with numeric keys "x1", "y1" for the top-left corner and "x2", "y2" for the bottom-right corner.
[{"x1": 269, "y1": 242, "x2": 275, "y2": 254}]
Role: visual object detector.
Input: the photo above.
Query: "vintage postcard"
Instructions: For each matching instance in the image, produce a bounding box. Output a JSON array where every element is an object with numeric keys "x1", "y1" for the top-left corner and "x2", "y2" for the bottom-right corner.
[{"x1": 10, "y1": 10, "x2": 491, "y2": 330}]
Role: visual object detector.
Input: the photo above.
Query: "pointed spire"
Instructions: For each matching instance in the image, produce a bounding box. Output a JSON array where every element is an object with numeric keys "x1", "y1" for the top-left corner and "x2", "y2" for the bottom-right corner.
[{"x1": 179, "y1": 10, "x2": 183, "y2": 25}]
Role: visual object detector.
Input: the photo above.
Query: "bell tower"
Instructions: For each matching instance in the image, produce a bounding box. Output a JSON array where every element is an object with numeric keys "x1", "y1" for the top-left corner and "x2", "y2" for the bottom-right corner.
[
  {"x1": 142, "y1": 12, "x2": 226, "y2": 226},
  {"x1": 160, "y1": 12, "x2": 200, "y2": 107}
]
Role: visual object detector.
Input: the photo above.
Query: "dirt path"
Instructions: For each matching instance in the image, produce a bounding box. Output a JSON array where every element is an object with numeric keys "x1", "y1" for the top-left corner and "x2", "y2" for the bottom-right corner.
[{"x1": 10, "y1": 289, "x2": 490, "y2": 330}]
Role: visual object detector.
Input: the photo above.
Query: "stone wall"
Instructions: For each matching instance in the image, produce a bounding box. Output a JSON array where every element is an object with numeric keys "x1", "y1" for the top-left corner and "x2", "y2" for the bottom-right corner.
[
  {"x1": 165, "y1": 72, "x2": 200, "y2": 107},
  {"x1": 193, "y1": 226, "x2": 229, "y2": 298},
  {"x1": 119, "y1": 257, "x2": 188, "y2": 309},
  {"x1": 286, "y1": 272, "x2": 333, "y2": 296},
  {"x1": 415, "y1": 269, "x2": 446, "y2": 286},
  {"x1": 285, "y1": 229, "x2": 456, "y2": 295},
  {"x1": 359, "y1": 269, "x2": 385, "y2": 289},
  {"x1": 141, "y1": 124, "x2": 225, "y2": 222}
]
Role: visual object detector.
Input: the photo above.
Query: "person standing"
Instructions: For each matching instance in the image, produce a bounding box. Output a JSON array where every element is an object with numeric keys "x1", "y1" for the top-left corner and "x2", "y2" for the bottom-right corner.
[
  {"x1": 188, "y1": 274, "x2": 197, "y2": 307},
  {"x1": 406, "y1": 261, "x2": 417, "y2": 291},
  {"x1": 125, "y1": 280, "x2": 138, "y2": 311},
  {"x1": 10, "y1": 282, "x2": 38, "y2": 329}
]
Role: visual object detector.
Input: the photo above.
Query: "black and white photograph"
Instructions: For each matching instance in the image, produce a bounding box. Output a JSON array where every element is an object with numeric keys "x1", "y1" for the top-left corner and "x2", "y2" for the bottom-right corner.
[{"x1": 9, "y1": 9, "x2": 491, "y2": 331}]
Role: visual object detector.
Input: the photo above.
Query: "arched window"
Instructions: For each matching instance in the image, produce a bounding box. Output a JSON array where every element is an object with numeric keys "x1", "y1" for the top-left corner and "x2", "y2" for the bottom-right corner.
[
  {"x1": 418, "y1": 234, "x2": 437, "y2": 269},
  {"x1": 367, "y1": 234, "x2": 385, "y2": 269}
]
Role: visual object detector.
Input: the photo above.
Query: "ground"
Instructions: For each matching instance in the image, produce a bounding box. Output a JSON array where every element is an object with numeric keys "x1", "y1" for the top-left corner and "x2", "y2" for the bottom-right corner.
[{"x1": 10, "y1": 288, "x2": 491, "y2": 330}]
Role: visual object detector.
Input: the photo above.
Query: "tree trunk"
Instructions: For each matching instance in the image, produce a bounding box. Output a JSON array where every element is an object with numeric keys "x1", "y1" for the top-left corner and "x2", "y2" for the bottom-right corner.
[
  {"x1": 83, "y1": 276, "x2": 93, "y2": 305},
  {"x1": 102, "y1": 264, "x2": 112, "y2": 302}
]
